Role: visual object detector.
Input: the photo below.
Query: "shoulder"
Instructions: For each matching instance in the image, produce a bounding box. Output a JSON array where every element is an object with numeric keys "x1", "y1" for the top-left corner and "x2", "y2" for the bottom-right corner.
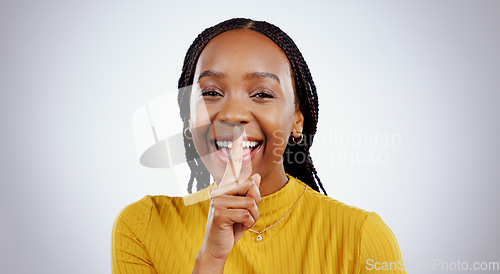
[
  {"x1": 297, "y1": 179, "x2": 372, "y2": 227},
  {"x1": 114, "y1": 194, "x2": 209, "y2": 229},
  {"x1": 358, "y1": 212, "x2": 406, "y2": 272},
  {"x1": 112, "y1": 195, "x2": 206, "y2": 272},
  {"x1": 293, "y1": 179, "x2": 405, "y2": 271},
  {"x1": 299, "y1": 180, "x2": 398, "y2": 242},
  {"x1": 116, "y1": 195, "x2": 182, "y2": 218},
  {"x1": 359, "y1": 212, "x2": 403, "y2": 258},
  {"x1": 113, "y1": 195, "x2": 191, "y2": 234},
  {"x1": 115, "y1": 194, "x2": 206, "y2": 217},
  {"x1": 293, "y1": 177, "x2": 400, "y2": 240}
]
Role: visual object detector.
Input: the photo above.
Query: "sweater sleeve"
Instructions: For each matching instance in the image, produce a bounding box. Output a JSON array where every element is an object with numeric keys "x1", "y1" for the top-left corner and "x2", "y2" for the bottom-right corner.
[
  {"x1": 358, "y1": 213, "x2": 406, "y2": 273},
  {"x1": 111, "y1": 197, "x2": 158, "y2": 274}
]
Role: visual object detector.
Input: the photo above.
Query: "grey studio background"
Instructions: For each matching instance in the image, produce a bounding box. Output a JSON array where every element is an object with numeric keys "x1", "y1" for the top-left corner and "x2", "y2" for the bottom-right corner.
[{"x1": 1, "y1": 1, "x2": 499, "y2": 273}]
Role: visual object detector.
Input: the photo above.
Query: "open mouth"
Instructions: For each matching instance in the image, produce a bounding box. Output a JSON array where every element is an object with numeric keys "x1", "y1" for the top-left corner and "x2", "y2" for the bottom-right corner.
[{"x1": 211, "y1": 139, "x2": 263, "y2": 162}]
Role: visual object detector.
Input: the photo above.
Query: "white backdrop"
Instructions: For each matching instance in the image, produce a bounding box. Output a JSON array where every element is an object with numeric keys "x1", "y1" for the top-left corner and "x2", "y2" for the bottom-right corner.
[{"x1": 1, "y1": 1, "x2": 499, "y2": 273}]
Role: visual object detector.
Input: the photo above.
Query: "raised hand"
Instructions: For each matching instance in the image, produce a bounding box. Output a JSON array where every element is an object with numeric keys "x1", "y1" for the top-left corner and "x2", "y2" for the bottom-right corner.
[{"x1": 193, "y1": 126, "x2": 261, "y2": 273}]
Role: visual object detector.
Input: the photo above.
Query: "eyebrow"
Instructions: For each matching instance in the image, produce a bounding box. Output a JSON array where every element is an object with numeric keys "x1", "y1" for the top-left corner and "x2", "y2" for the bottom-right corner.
[
  {"x1": 198, "y1": 70, "x2": 225, "y2": 82},
  {"x1": 197, "y1": 70, "x2": 280, "y2": 84},
  {"x1": 244, "y1": 71, "x2": 280, "y2": 84}
]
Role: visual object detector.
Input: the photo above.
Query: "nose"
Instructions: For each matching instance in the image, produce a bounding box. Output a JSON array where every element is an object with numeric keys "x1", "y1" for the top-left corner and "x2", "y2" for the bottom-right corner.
[{"x1": 216, "y1": 94, "x2": 251, "y2": 126}]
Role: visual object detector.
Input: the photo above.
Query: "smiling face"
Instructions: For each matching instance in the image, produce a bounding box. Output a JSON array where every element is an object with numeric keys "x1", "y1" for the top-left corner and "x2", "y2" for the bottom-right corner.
[{"x1": 189, "y1": 29, "x2": 304, "y2": 193}]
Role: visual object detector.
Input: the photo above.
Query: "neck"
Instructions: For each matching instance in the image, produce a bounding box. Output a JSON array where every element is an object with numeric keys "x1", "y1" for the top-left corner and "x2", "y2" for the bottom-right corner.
[{"x1": 258, "y1": 163, "x2": 289, "y2": 197}]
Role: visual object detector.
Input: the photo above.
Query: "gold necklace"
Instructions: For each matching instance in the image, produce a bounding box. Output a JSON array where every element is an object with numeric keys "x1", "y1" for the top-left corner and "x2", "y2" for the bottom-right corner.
[{"x1": 248, "y1": 185, "x2": 307, "y2": 242}]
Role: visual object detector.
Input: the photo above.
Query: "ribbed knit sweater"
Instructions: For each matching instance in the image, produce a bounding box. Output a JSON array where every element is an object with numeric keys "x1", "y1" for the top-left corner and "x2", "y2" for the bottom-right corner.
[{"x1": 112, "y1": 174, "x2": 406, "y2": 273}]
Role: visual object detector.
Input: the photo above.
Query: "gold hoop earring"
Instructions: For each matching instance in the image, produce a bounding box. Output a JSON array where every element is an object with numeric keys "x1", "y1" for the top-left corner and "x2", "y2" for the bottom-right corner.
[
  {"x1": 184, "y1": 128, "x2": 193, "y2": 140},
  {"x1": 292, "y1": 132, "x2": 303, "y2": 144}
]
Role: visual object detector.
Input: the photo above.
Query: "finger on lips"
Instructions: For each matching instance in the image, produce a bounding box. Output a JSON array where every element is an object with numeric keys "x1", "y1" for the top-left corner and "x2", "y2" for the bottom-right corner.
[
  {"x1": 208, "y1": 125, "x2": 261, "y2": 229},
  {"x1": 218, "y1": 126, "x2": 244, "y2": 187}
]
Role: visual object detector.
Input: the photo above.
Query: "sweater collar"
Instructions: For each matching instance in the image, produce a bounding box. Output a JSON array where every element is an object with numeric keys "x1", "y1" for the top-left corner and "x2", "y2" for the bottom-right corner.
[{"x1": 252, "y1": 173, "x2": 306, "y2": 231}]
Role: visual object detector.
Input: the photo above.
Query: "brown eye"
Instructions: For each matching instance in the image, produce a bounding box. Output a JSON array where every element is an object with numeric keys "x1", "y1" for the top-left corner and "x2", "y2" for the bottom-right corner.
[
  {"x1": 251, "y1": 89, "x2": 275, "y2": 99},
  {"x1": 201, "y1": 90, "x2": 222, "y2": 98},
  {"x1": 253, "y1": 92, "x2": 274, "y2": 98}
]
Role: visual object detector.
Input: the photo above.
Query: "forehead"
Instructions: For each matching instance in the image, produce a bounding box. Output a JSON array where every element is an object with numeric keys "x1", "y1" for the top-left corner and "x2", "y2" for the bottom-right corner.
[{"x1": 195, "y1": 29, "x2": 292, "y2": 78}]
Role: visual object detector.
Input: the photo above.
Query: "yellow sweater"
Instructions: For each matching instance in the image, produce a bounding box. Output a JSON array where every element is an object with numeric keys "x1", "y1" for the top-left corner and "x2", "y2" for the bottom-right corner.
[{"x1": 112, "y1": 174, "x2": 406, "y2": 273}]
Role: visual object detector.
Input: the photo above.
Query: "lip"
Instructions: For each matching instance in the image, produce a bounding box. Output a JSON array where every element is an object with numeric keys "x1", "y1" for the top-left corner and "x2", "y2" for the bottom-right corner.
[{"x1": 210, "y1": 137, "x2": 263, "y2": 164}]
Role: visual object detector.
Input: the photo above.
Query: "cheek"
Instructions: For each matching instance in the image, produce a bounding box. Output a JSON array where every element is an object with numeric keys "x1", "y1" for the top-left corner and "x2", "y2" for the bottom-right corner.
[
  {"x1": 190, "y1": 100, "x2": 213, "y2": 156},
  {"x1": 261, "y1": 107, "x2": 295, "y2": 156},
  {"x1": 270, "y1": 134, "x2": 287, "y2": 159},
  {"x1": 266, "y1": 122, "x2": 292, "y2": 159},
  {"x1": 191, "y1": 125, "x2": 207, "y2": 154},
  {"x1": 190, "y1": 99, "x2": 212, "y2": 127}
]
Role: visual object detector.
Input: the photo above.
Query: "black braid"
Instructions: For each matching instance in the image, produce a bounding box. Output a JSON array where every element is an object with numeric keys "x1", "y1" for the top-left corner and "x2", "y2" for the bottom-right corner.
[{"x1": 177, "y1": 18, "x2": 327, "y2": 195}]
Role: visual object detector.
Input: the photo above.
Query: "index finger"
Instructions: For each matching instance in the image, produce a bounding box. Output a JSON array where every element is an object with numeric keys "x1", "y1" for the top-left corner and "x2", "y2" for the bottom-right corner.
[{"x1": 218, "y1": 126, "x2": 244, "y2": 187}]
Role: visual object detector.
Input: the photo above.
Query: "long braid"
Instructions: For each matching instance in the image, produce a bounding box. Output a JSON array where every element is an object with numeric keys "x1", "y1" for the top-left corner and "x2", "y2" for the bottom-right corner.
[{"x1": 177, "y1": 18, "x2": 327, "y2": 195}]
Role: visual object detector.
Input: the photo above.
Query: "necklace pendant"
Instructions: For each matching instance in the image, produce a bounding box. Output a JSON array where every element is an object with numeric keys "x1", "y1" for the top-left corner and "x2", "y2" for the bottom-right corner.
[{"x1": 256, "y1": 234, "x2": 262, "y2": 242}]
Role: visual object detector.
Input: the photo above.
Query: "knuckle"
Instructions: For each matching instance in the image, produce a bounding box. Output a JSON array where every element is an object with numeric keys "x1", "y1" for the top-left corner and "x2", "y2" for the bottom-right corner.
[
  {"x1": 212, "y1": 208, "x2": 225, "y2": 222},
  {"x1": 241, "y1": 210, "x2": 251, "y2": 220},
  {"x1": 211, "y1": 198, "x2": 224, "y2": 210},
  {"x1": 244, "y1": 197, "x2": 255, "y2": 208}
]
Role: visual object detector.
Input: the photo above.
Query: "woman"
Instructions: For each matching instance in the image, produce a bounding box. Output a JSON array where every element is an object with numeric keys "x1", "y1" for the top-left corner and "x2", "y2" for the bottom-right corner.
[{"x1": 112, "y1": 18, "x2": 406, "y2": 273}]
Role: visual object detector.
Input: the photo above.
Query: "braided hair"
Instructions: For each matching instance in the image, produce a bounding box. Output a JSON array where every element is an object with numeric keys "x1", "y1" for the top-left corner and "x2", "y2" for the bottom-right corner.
[{"x1": 177, "y1": 18, "x2": 327, "y2": 195}]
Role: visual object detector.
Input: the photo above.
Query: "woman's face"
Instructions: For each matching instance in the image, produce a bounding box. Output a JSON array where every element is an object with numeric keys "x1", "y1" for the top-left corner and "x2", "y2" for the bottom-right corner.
[{"x1": 189, "y1": 29, "x2": 303, "y2": 184}]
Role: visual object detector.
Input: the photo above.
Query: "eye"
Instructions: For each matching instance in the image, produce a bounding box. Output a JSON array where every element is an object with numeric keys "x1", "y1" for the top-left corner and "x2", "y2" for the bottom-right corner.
[
  {"x1": 201, "y1": 89, "x2": 222, "y2": 98},
  {"x1": 253, "y1": 92, "x2": 274, "y2": 98},
  {"x1": 251, "y1": 89, "x2": 276, "y2": 100}
]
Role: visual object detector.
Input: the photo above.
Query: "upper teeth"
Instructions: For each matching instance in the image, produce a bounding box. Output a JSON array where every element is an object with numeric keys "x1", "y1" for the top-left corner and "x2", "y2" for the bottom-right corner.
[{"x1": 216, "y1": 140, "x2": 259, "y2": 148}]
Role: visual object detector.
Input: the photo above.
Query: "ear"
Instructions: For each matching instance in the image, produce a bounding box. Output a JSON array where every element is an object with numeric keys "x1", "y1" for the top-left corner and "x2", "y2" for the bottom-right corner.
[
  {"x1": 292, "y1": 105, "x2": 304, "y2": 137},
  {"x1": 188, "y1": 118, "x2": 192, "y2": 130}
]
